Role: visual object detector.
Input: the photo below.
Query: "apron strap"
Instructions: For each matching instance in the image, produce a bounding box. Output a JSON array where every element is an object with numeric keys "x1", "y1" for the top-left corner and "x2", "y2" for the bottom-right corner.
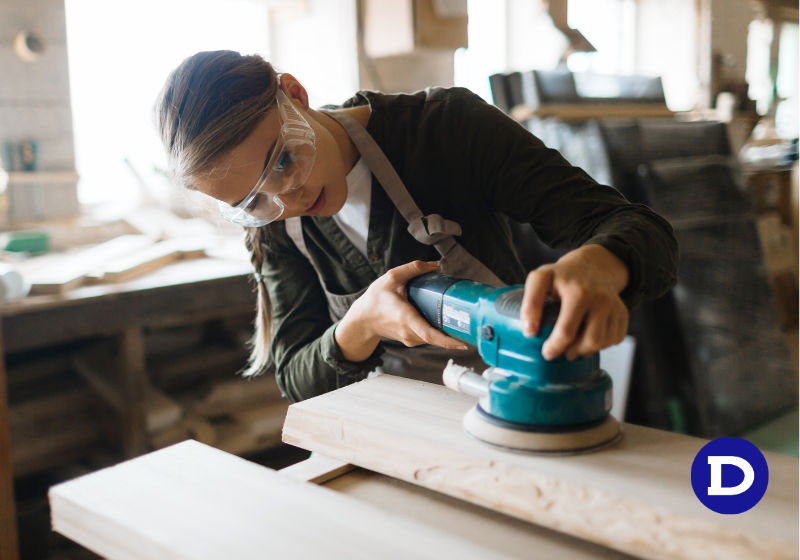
[
  {"x1": 323, "y1": 110, "x2": 505, "y2": 287},
  {"x1": 322, "y1": 111, "x2": 426, "y2": 226}
]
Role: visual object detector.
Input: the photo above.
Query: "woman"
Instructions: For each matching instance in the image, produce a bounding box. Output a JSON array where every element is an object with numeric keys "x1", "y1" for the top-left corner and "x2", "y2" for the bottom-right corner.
[{"x1": 155, "y1": 50, "x2": 678, "y2": 402}]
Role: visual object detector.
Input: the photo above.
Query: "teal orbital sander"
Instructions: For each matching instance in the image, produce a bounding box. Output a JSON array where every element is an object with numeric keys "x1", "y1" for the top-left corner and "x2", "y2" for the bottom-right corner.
[{"x1": 408, "y1": 273, "x2": 622, "y2": 454}]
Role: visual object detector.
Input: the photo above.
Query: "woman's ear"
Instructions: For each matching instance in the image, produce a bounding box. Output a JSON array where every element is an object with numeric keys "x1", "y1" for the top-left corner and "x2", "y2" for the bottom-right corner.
[{"x1": 279, "y1": 73, "x2": 310, "y2": 111}]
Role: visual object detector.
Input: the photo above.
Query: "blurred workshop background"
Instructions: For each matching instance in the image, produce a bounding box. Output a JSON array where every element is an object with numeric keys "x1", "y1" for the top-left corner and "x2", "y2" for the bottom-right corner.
[{"x1": 0, "y1": 1, "x2": 797, "y2": 558}]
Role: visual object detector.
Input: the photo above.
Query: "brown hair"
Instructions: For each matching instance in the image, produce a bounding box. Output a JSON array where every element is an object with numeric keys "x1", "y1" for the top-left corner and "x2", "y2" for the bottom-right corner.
[{"x1": 154, "y1": 50, "x2": 278, "y2": 377}]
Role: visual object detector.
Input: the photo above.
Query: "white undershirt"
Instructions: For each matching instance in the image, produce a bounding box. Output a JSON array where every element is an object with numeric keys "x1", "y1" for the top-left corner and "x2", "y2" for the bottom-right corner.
[{"x1": 333, "y1": 157, "x2": 371, "y2": 258}]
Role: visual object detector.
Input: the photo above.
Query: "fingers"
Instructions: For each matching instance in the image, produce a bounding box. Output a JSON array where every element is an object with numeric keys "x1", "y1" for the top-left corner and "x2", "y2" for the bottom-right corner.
[
  {"x1": 386, "y1": 260, "x2": 439, "y2": 286},
  {"x1": 542, "y1": 288, "x2": 588, "y2": 360},
  {"x1": 560, "y1": 300, "x2": 629, "y2": 360},
  {"x1": 563, "y1": 305, "x2": 606, "y2": 361},
  {"x1": 521, "y1": 267, "x2": 553, "y2": 336},
  {"x1": 411, "y1": 324, "x2": 468, "y2": 350},
  {"x1": 404, "y1": 304, "x2": 468, "y2": 350}
]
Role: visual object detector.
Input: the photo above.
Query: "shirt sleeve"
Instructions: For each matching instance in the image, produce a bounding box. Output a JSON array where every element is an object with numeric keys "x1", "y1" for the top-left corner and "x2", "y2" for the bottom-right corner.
[
  {"x1": 446, "y1": 89, "x2": 678, "y2": 307},
  {"x1": 260, "y1": 222, "x2": 384, "y2": 402}
]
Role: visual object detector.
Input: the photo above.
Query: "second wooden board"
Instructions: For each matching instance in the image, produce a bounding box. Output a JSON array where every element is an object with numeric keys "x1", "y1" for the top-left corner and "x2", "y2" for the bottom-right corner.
[
  {"x1": 282, "y1": 375, "x2": 798, "y2": 560},
  {"x1": 50, "y1": 440, "x2": 502, "y2": 559}
]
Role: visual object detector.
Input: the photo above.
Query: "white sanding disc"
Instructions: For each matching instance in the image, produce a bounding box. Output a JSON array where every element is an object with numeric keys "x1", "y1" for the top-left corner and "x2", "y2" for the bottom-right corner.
[{"x1": 463, "y1": 407, "x2": 622, "y2": 454}]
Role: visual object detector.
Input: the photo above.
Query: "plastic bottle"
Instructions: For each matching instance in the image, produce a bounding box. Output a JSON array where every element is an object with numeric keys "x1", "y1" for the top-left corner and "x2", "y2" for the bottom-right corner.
[{"x1": 0, "y1": 264, "x2": 30, "y2": 303}]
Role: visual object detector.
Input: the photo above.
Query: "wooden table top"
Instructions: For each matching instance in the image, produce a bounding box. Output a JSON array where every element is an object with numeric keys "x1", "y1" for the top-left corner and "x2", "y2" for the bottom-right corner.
[{"x1": 2, "y1": 257, "x2": 254, "y2": 353}]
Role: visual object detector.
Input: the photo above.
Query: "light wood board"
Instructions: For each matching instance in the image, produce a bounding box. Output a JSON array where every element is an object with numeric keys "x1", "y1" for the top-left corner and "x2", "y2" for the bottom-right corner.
[
  {"x1": 282, "y1": 375, "x2": 798, "y2": 560},
  {"x1": 21, "y1": 234, "x2": 154, "y2": 294},
  {"x1": 49, "y1": 440, "x2": 502, "y2": 559},
  {"x1": 321, "y1": 466, "x2": 640, "y2": 559},
  {"x1": 280, "y1": 453, "x2": 353, "y2": 484},
  {"x1": 89, "y1": 239, "x2": 208, "y2": 284},
  {"x1": 511, "y1": 103, "x2": 674, "y2": 122}
]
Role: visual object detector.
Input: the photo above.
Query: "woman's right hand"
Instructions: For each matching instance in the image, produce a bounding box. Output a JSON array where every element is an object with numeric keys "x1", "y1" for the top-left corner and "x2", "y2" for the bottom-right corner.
[{"x1": 334, "y1": 260, "x2": 469, "y2": 362}]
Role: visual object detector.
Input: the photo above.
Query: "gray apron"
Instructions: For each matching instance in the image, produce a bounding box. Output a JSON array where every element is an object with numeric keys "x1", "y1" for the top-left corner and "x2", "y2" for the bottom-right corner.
[{"x1": 285, "y1": 110, "x2": 505, "y2": 384}]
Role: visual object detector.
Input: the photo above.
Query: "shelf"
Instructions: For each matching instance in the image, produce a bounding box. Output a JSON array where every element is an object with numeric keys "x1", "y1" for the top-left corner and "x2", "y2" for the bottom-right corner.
[{"x1": 7, "y1": 171, "x2": 79, "y2": 183}]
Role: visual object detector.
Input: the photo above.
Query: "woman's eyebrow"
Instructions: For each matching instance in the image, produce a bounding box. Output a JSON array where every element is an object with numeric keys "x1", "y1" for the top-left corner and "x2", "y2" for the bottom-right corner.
[
  {"x1": 232, "y1": 137, "x2": 278, "y2": 207},
  {"x1": 263, "y1": 138, "x2": 278, "y2": 173}
]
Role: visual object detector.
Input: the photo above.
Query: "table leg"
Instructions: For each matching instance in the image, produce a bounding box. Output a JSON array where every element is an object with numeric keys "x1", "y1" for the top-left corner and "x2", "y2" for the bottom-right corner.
[
  {"x1": 0, "y1": 322, "x2": 20, "y2": 560},
  {"x1": 119, "y1": 328, "x2": 147, "y2": 458}
]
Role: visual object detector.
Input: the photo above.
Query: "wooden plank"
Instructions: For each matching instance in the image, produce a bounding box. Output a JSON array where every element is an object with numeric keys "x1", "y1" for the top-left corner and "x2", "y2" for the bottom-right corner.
[
  {"x1": 0, "y1": 322, "x2": 19, "y2": 560},
  {"x1": 213, "y1": 401, "x2": 289, "y2": 456},
  {"x1": 511, "y1": 103, "x2": 674, "y2": 122},
  {"x1": 280, "y1": 454, "x2": 354, "y2": 484},
  {"x1": 11, "y1": 412, "x2": 103, "y2": 477},
  {"x1": 73, "y1": 348, "x2": 182, "y2": 433},
  {"x1": 21, "y1": 235, "x2": 154, "y2": 295},
  {"x1": 149, "y1": 414, "x2": 215, "y2": 450},
  {"x1": 282, "y1": 375, "x2": 798, "y2": 560},
  {"x1": 189, "y1": 375, "x2": 283, "y2": 418},
  {"x1": 8, "y1": 387, "x2": 94, "y2": 427},
  {"x1": 143, "y1": 385, "x2": 183, "y2": 434},
  {"x1": 322, "y1": 467, "x2": 637, "y2": 559},
  {"x1": 49, "y1": 440, "x2": 503, "y2": 559},
  {"x1": 88, "y1": 239, "x2": 208, "y2": 284}
]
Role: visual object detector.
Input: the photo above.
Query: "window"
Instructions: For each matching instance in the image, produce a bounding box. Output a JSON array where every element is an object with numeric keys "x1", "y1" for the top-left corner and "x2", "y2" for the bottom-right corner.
[
  {"x1": 65, "y1": 0, "x2": 358, "y2": 208},
  {"x1": 456, "y1": 0, "x2": 699, "y2": 111},
  {"x1": 775, "y1": 21, "x2": 798, "y2": 138},
  {"x1": 65, "y1": 0, "x2": 271, "y2": 207}
]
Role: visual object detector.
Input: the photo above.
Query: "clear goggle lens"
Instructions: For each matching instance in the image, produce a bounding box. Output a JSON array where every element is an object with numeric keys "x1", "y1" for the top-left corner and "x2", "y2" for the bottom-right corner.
[{"x1": 218, "y1": 88, "x2": 316, "y2": 227}]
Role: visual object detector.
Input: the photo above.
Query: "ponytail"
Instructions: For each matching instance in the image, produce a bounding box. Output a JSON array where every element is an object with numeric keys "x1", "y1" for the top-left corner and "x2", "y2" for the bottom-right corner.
[
  {"x1": 153, "y1": 51, "x2": 280, "y2": 377},
  {"x1": 242, "y1": 226, "x2": 273, "y2": 377}
]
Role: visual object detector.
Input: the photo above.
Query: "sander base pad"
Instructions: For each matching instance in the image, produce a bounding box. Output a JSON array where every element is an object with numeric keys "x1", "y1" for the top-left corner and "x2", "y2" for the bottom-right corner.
[{"x1": 463, "y1": 407, "x2": 622, "y2": 455}]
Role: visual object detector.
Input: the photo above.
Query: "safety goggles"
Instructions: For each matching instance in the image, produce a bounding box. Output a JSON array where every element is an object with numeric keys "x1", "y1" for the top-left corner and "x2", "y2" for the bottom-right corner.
[{"x1": 218, "y1": 88, "x2": 317, "y2": 227}]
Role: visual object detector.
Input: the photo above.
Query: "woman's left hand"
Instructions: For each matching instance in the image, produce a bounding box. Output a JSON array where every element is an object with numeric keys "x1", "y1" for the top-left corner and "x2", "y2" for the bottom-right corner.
[{"x1": 519, "y1": 244, "x2": 630, "y2": 361}]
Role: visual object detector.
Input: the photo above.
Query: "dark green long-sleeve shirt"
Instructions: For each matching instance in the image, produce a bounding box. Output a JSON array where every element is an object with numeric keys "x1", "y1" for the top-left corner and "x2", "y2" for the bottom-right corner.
[{"x1": 260, "y1": 87, "x2": 678, "y2": 402}]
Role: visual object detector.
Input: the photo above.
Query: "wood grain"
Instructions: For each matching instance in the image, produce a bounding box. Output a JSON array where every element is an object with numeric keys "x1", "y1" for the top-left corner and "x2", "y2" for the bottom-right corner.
[
  {"x1": 49, "y1": 440, "x2": 503, "y2": 559},
  {"x1": 322, "y1": 467, "x2": 638, "y2": 559},
  {"x1": 282, "y1": 375, "x2": 798, "y2": 560}
]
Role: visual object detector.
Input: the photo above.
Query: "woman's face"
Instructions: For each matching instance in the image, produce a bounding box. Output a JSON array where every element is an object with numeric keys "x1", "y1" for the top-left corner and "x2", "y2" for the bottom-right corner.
[{"x1": 195, "y1": 90, "x2": 350, "y2": 224}]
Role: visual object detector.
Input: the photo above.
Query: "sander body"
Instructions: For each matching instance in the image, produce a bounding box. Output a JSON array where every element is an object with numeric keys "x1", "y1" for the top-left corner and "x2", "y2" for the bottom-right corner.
[{"x1": 408, "y1": 272, "x2": 621, "y2": 453}]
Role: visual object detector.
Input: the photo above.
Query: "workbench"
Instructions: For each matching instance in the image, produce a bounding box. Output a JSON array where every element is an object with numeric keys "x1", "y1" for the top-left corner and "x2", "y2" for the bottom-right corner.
[
  {"x1": 1, "y1": 255, "x2": 255, "y2": 560},
  {"x1": 48, "y1": 375, "x2": 798, "y2": 559}
]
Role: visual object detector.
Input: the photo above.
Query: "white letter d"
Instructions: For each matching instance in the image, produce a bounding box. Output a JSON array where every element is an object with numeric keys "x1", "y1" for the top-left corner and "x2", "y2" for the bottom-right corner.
[{"x1": 707, "y1": 456, "x2": 754, "y2": 496}]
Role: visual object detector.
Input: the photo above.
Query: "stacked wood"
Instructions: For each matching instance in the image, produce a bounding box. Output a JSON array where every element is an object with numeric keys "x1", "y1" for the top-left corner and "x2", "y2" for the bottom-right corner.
[
  {"x1": 9, "y1": 386, "x2": 106, "y2": 477},
  {"x1": 149, "y1": 414, "x2": 216, "y2": 450},
  {"x1": 15, "y1": 230, "x2": 214, "y2": 295},
  {"x1": 149, "y1": 375, "x2": 288, "y2": 457},
  {"x1": 188, "y1": 375, "x2": 283, "y2": 418},
  {"x1": 213, "y1": 401, "x2": 289, "y2": 456},
  {"x1": 14, "y1": 330, "x2": 285, "y2": 475},
  {"x1": 72, "y1": 344, "x2": 185, "y2": 446},
  {"x1": 148, "y1": 345, "x2": 250, "y2": 393},
  {"x1": 86, "y1": 238, "x2": 207, "y2": 284},
  {"x1": 19, "y1": 235, "x2": 154, "y2": 294}
]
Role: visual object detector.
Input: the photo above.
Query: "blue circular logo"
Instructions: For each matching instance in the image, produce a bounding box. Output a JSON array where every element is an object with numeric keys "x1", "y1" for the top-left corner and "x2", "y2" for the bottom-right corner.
[{"x1": 690, "y1": 437, "x2": 769, "y2": 514}]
